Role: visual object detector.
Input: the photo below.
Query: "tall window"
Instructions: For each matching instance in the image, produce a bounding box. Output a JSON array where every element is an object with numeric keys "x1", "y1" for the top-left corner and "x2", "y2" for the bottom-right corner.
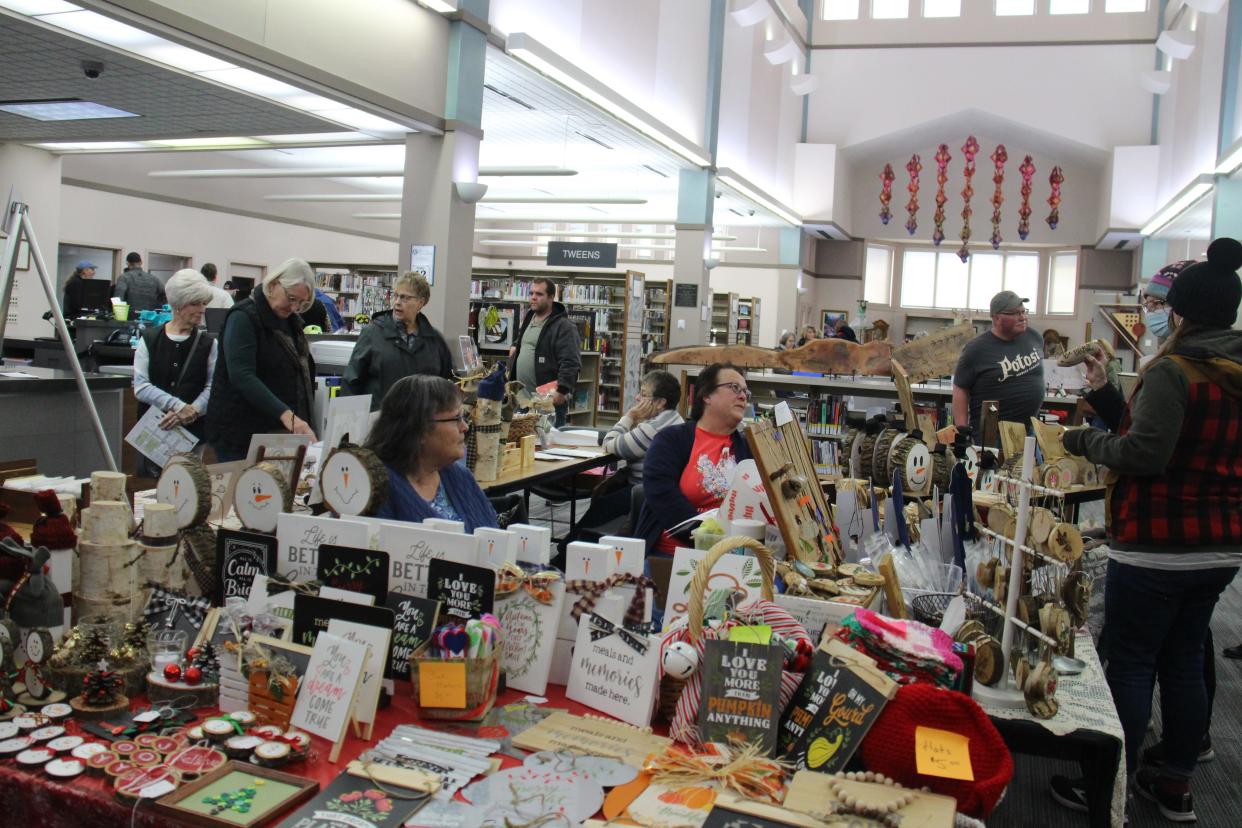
[
  {"x1": 924, "y1": 0, "x2": 961, "y2": 16},
  {"x1": 864, "y1": 245, "x2": 893, "y2": 305},
  {"x1": 1105, "y1": 0, "x2": 1146, "y2": 10},
  {"x1": 872, "y1": 0, "x2": 910, "y2": 18},
  {"x1": 823, "y1": 0, "x2": 860, "y2": 19},
  {"x1": 995, "y1": 0, "x2": 1034, "y2": 14},
  {"x1": 899, "y1": 249, "x2": 1042, "y2": 313},
  {"x1": 1047, "y1": 251, "x2": 1079, "y2": 314},
  {"x1": 1049, "y1": 0, "x2": 1090, "y2": 13}
]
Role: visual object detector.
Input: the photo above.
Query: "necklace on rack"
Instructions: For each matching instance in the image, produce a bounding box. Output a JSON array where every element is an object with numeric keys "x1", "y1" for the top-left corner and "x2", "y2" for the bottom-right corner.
[{"x1": 824, "y1": 771, "x2": 925, "y2": 827}]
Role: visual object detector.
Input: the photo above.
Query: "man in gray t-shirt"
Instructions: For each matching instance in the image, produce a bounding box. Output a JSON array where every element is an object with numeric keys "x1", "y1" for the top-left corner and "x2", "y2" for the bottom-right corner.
[
  {"x1": 515, "y1": 315, "x2": 545, "y2": 391},
  {"x1": 952, "y1": 290, "x2": 1045, "y2": 439}
]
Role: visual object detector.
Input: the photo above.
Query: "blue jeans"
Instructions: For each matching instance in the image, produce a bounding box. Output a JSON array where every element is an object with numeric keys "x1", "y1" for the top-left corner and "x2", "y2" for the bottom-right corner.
[{"x1": 1102, "y1": 559, "x2": 1237, "y2": 780}]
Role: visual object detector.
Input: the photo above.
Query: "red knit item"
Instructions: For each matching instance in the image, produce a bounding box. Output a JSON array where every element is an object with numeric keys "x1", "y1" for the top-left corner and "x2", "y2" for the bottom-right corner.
[
  {"x1": 860, "y1": 682, "x2": 1012, "y2": 818},
  {"x1": 30, "y1": 489, "x2": 77, "y2": 550},
  {"x1": 0, "y1": 501, "x2": 22, "y2": 546}
]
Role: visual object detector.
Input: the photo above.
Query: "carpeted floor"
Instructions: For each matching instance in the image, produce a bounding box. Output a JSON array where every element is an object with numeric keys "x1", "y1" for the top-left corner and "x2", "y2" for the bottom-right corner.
[{"x1": 528, "y1": 496, "x2": 1242, "y2": 827}]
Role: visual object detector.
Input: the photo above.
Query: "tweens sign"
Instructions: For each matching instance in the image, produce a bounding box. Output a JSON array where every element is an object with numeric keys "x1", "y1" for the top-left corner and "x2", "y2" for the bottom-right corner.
[{"x1": 546, "y1": 241, "x2": 617, "y2": 269}]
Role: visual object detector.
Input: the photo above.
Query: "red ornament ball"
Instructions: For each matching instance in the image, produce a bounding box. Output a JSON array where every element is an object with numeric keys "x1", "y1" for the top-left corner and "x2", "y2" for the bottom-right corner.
[
  {"x1": 186, "y1": 647, "x2": 200, "y2": 662},
  {"x1": 163, "y1": 664, "x2": 182, "y2": 682},
  {"x1": 183, "y1": 666, "x2": 203, "y2": 686}
]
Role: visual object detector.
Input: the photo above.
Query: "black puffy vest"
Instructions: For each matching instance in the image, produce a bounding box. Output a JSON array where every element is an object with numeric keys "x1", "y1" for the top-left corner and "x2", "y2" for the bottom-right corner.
[{"x1": 139, "y1": 325, "x2": 214, "y2": 439}]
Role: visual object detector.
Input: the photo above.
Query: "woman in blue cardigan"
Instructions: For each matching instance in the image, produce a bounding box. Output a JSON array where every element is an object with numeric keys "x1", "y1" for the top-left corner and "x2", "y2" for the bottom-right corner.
[
  {"x1": 368, "y1": 375, "x2": 498, "y2": 532},
  {"x1": 635, "y1": 363, "x2": 753, "y2": 553}
]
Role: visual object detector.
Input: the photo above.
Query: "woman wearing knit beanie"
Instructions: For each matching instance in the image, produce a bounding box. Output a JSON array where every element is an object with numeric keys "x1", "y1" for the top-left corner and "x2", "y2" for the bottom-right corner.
[{"x1": 1058, "y1": 237, "x2": 1242, "y2": 822}]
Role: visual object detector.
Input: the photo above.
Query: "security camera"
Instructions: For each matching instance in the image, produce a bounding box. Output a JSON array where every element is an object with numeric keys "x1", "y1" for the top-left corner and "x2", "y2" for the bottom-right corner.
[
  {"x1": 714, "y1": 191, "x2": 722, "y2": 199},
  {"x1": 81, "y1": 60, "x2": 104, "y2": 79},
  {"x1": 747, "y1": 209, "x2": 756, "y2": 217}
]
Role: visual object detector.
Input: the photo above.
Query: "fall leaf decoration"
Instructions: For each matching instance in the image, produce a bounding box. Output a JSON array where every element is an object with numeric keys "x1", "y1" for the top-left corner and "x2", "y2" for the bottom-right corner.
[
  {"x1": 904, "y1": 154, "x2": 922, "y2": 235},
  {"x1": 1047, "y1": 165, "x2": 1064, "y2": 229},
  {"x1": 645, "y1": 742, "x2": 791, "y2": 804},
  {"x1": 932, "y1": 144, "x2": 951, "y2": 246},
  {"x1": 1018, "y1": 155, "x2": 1036, "y2": 239},
  {"x1": 959, "y1": 135, "x2": 980, "y2": 262},
  {"x1": 878, "y1": 164, "x2": 896, "y2": 225},
  {"x1": 989, "y1": 144, "x2": 1007, "y2": 249}
]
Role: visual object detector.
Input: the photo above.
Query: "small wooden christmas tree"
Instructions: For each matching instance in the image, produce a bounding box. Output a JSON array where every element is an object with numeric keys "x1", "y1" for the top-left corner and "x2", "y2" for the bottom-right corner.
[{"x1": 70, "y1": 658, "x2": 129, "y2": 719}]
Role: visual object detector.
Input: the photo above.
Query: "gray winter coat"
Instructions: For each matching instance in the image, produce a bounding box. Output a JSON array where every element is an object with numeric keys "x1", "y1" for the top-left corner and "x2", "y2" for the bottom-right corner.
[{"x1": 341, "y1": 310, "x2": 454, "y2": 410}]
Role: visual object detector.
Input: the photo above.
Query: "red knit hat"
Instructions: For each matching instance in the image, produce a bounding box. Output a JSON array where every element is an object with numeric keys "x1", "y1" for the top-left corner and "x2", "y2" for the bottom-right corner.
[
  {"x1": 0, "y1": 501, "x2": 22, "y2": 546},
  {"x1": 860, "y1": 682, "x2": 1013, "y2": 818},
  {"x1": 30, "y1": 490, "x2": 77, "y2": 550}
]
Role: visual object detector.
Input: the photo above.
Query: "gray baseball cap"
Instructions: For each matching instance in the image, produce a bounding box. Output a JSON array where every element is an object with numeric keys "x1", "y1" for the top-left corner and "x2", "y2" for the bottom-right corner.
[{"x1": 990, "y1": 290, "x2": 1028, "y2": 315}]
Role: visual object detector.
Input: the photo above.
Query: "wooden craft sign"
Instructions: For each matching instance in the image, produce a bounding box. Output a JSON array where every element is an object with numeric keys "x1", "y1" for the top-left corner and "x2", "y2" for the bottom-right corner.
[
  {"x1": 566, "y1": 613, "x2": 660, "y2": 728},
  {"x1": 326, "y1": 618, "x2": 392, "y2": 739},
  {"x1": 317, "y1": 544, "x2": 389, "y2": 605},
  {"x1": 383, "y1": 592, "x2": 441, "y2": 681},
  {"x1": 379, "y1": 522, "x2": 480, "y2": 599},
  {"x1": 290, "y1": 632, "x2": 369, "y2": 763},
  {"x1": 698, "y1": 639, "x2": 785, "y2": 754},
  {"x1": 292, "y1": 594, "x2": 394, "y2": 670},
  {"x1": 276, "y1": 513, "x2": 370, "y2": 584},
  {"x1": 215, "y1": 528, "x2": 277, "y2": 606},
  {"x1": 664, "y1": 547, "x2": 764, "y2": 629},
  {"x1": 427, "y1": 558, "x2": 495, "y2": 620},
  {"x1": 511, "y1": 711, "x2": 672, "y2": 769},
  {"x1": 496, "y1": 580, "x2": 565, "y2": 696}
]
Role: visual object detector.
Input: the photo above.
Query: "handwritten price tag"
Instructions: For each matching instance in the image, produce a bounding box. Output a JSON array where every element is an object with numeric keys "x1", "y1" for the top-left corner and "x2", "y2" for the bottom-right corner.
[
  {"x1": 419, "y1": 661, "x2": 467, "y2": 708},
  {"x1": 914, "y1": 726, "x2": 974, "y2": 781}
]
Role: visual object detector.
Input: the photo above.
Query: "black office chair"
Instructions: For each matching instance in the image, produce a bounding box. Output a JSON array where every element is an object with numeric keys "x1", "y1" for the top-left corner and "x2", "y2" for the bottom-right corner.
[{"x1": 488, "y1": 493, "x2": 526, "y2": 528}]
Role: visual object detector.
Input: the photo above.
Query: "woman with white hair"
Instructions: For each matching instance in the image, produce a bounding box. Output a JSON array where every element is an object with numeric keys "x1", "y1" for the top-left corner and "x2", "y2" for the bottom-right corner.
[
  {"x1": 133, "y1": 268, "x2": 218, "y2": 473},
  {"x1": 206, "y1": 258, "x2": 318, "y2": 461}
]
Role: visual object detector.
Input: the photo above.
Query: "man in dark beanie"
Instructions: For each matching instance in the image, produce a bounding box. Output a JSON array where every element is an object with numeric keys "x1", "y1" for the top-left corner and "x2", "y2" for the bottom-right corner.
[{"x1": 1053, "y1": 237, "x2": 1242, "y2": 821}]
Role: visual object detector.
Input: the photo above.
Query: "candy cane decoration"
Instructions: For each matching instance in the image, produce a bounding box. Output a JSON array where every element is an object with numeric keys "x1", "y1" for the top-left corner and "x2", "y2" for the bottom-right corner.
[
  {"x1": 905, "y1": 154, "x2": 922, "y2": 235},
  {"x1": 879, "y1": 163, "x2": 896, "y2": 225},
  {"x1": 1018, "y1": 155, "x2": 1036, "y2": 240},
  {"x1": 933, "y1": 144, "x2": 951, "y2": 246},
  {"x1": 990, "y1": 144, "x2": 1007, "y2": 249},
  {"x1": 1047, "y1": 166, "x2": 1064, "y2": 229},
  {"x1": 959, "y1": 135, "x2": 980, "y2": 262}
]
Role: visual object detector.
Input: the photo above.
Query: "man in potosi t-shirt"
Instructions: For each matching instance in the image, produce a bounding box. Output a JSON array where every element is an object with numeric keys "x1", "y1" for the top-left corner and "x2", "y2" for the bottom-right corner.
[{"x1": 952, "y1": 290, "x2": 1045, "y2": 439}]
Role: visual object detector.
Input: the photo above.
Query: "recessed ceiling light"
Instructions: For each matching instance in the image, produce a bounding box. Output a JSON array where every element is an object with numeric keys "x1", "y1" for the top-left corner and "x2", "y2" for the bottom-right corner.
[
  {"x1": 0, "y1": 0, "x2": 79, "y2": 14},
  {"x1": 257, "y1": 132, "x2": 374, "y2": 143},
  {"x1": 0, "y1": 99, "x2": 138, "y2": 121},
  {"x1": 37, "y1": 9, "x2": 160, "y2": 46},
  {"x1": 150, "y1": 136, "x2": 268, "y2": 148},
  {"x1": 36, "y1": 140, "x2": 146, "y2": 150}
]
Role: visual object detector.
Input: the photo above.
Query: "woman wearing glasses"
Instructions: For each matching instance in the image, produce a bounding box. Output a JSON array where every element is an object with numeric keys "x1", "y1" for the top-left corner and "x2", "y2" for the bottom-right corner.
[
  {"x1": 343, "y1": 272, "x2": 454, "y2": 410},
  {"x1": 367, "y1": 375, "x2": 498, "y2": 531},
  {"x1": 206, "y1": 258, "x2": 318, "y2": 461},
  {"x1": 635, "y1": 363, "x2": 754, "y2": 553}
]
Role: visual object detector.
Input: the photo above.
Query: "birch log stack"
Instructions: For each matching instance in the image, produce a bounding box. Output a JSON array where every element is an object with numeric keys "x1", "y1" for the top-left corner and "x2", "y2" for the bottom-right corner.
[
  {"x1": 74, "y1": 500, "x2": 140, "y2": 625},
  {"x1": 90, "y1": 471, "x2": 135, "y2": 531},
  {"x1": 473, "y1": 398, "x2": 503, "y2": 482},
  {"x1": 138, "y1": 503, "x2": 188, "y2": 602}
]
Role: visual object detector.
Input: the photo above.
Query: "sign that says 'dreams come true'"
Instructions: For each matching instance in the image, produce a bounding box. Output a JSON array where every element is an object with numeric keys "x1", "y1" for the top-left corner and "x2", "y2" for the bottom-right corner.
[{"x1": 546, "y1": 241, "x2": 617, "y2": 269}]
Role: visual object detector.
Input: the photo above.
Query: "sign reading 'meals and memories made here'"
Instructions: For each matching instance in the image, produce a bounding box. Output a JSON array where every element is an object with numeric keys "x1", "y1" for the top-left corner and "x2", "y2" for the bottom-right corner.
[{"x1": 546, "y1": 241, "x2": 617, "y2": 269}]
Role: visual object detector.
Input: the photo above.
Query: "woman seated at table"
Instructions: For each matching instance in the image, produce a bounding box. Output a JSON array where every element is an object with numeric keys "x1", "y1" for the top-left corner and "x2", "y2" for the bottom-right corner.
[
  {"x1": 342, "y1": 271, "x2": 454, "y2": 410},
  {"x1": 634, "y1": 363, "x2": 753, "y2": 553},
  {"x1": 367, "y1": 375, "x2": 498, "y2": 532}
]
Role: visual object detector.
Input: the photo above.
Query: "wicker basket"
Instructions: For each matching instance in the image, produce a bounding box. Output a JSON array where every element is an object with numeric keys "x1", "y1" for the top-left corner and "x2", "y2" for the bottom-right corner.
[
  {"x1": 506, "y1": 413, "x2": 540, "y2": 443},
  {"x1": 910, "y1": 592, "x2": 982, "y2": 629},
  {"x1": 656, "y1": 535, "x2": 776, "y2": 722},
  {"x1": 409, "y1": 645, "x2": 499, "y2": 722}
]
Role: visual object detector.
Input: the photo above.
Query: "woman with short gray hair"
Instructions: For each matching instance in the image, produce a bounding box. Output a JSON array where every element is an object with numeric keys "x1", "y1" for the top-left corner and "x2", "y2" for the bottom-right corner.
[
  {"x1": 206, "y1": 258, "x2": 317, "y2": 460},
  {"x1": 133, "y1": 268, "x2": 219, "y2": 473}
]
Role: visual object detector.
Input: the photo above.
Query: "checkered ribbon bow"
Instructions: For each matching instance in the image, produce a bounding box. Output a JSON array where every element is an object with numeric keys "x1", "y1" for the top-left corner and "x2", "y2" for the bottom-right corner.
[
  {"x1": 567, "y1": 572, "x2": 655, "y2": 627},
  {"x1": 587, "y1": 612, "x2": 651, "y2": 656},
  {"x1": 143, "y1": 582, "x2": 210, "y2": 630}
]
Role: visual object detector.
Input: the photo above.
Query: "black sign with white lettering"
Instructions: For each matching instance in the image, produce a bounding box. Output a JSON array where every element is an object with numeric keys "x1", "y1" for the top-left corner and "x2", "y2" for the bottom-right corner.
[
  {"x1": 428, "y1": 558, "x2": 494, "y2": 620},
  {"x1": 546, "y1": 241, "x2": 617, "y2": 269},
  {"x1": 674, "y1": 282, "x2": 699, "y2": 308},
  {"x1": 215, "y1": 529, "x2": 277, "y2": 606}
]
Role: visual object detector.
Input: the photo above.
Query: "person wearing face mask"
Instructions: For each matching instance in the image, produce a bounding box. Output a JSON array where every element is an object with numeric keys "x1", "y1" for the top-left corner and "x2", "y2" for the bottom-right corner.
[
  {"x1": 634, "y1": 363, "x2": 754, "y2": 553},
  {"x1": 1051, "y1": 238, "x2": 1242, "y2": 822}
]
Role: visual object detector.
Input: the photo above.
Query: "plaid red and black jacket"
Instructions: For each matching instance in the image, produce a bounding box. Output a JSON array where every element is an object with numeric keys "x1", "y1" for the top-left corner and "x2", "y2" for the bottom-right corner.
[{"x1": 1108, "y1": 355, "x2": 1242, "y2": 546}]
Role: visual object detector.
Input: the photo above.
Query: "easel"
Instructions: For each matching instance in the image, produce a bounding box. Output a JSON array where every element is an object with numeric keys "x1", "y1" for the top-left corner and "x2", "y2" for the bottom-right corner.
[{"x1": 0, "y1": 199, "x2": 116, "y2": 471}]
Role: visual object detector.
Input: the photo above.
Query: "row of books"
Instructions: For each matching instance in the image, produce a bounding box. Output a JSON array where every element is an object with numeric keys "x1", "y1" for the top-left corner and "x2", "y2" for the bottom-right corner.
[
  {"x1": 810, "y1": 438, "x2": 846, "y2": 478},
  {"x1": 804, "y1": 393, "x2": 849, "y2": 436}
]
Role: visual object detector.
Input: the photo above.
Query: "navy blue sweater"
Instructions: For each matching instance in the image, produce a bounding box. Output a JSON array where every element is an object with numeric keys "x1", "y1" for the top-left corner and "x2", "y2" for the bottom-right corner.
[
  {"x1": 634, "y1": 420, "x2": 753, "y2": 553},
  {"x1": 374, "y1": 460, "x2": 499, "y2": 533}
]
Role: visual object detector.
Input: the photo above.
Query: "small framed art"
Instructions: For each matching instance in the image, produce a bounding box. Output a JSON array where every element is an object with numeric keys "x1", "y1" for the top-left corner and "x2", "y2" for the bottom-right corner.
[{"x1": 151, "y1": 760, "x2": 318, "y2": 827}]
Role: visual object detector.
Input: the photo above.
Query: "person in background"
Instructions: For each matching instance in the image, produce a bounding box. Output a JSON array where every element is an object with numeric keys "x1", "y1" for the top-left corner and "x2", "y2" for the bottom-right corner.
[
  {"x1": 797, "y1": 325, "x2": 819, "y2": 347},
  {"x1": 508, "y1": 277, "x2": 581, "y2": 427},
  {"x1": 342, "y1": 272, "x2": 454, "y2": 410},
  {"x1": 951, "y1": 290, "x2": 1044, "y2": 440},
  {"x1": 132, "y1": 269, "x2": 217, "y2": 475},
  {"x1": 635, "y1": 363, "x2": 754, "y2": 553},
  {"x1": 368, "y1": 375, "x2": 498, "y2": 532},
  {"x1": 603, "y1": 370, "x2": 685, "y2": 484},
  {"x1": 114, "y1": 252, "x2": 166, "y2": 312},
  {"x1": 776, "y1": 330, "x2": 795, "y2": 350},
  {"x1": 61, "y1": 260, "x2": 97, "y2": 319},
  {"x1": 314, "y1": 286, "x2": 346, "y2": 332},
  {"x1": 200, "y1": 263, "x2": 234, "y2": 310},
  {"x1": 299, "y1": 288, "x2": 331, "y2": 332},
  {"x1": 1057, "y1": 239, "x2": 1242, "y2": 822},
  {"x1": 205, "y1": 258, "x2": 317, "y2": 461},
  {"x1": 832, "y1": 317, "x2": 858, "y2": 342}
]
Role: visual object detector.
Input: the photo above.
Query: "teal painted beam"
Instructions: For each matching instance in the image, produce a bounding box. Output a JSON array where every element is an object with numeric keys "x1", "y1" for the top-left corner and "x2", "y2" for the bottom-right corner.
[
  {"x1": 705, "y1": 0, "x2": 726, "y2": 163},
  {"x1": 1219, "y1": 0, "x2": 1242, "y2": 153},
  {"x1": 445, "y1": 20, "x2": 487, "y2": 127},
  {"x1": 678, "y1": 169, "x2": 716, "y2": 226}
]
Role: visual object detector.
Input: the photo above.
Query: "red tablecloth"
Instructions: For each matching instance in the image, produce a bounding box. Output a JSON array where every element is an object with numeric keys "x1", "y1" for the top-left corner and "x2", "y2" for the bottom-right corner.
[{"x1": 0, "y1": 685, "x2": 618, "y2": 827}]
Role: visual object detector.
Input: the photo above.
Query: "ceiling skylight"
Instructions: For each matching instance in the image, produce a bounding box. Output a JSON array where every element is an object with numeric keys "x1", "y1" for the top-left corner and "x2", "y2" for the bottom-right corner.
[
  {"x1": 872, "y1": 0, "x2": 910, "y2": 18},
  {"x1": 0, "y1": 99, "x2": 138, "y2": 121},
  {"x1": 822, "y1": 0, "x2": 860, "y2": 20},
  {"x1": 995, "y1": 0, "x2": 1035, "y2": 14},
  {"x1": 924, "y1": 0, "x2": 961, "y2": 16},
  {"x1": 1105, "y1": 0, "x2": 1146, "y2": 11},
  {"x1": 1049, "y1": 0, "x2": 1090, "y2": 13}
]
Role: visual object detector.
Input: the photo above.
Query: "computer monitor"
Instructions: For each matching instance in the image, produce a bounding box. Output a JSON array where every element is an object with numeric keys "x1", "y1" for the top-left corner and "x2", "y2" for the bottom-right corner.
[
  {"x1": 78, "y1": 279, "x2": 112, "y2": 315},
  {"x1": 204, "y1": 308, "x2": 230, "y2": 334},
  {"x1": 229, "y1": 276, "x2": 255, "y2": 294}
]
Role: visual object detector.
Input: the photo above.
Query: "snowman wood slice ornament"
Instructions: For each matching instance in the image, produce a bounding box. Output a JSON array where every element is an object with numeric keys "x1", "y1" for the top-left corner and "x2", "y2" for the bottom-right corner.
[
  {"x1": 319, "y1": 443, "x2": 387, "y2": 517},
  {"x1": 234, "y1": 462, "x2": 293, "y2": 533},
  {"x1": 892, "y1": 437, "x2": 932, "y2": 496},
  {"x1": 18, "y1": 629, "x2": 64, "y2": 705},
  {"x1": 156, "y1": 454, "x2": 212, "y2": 529}
]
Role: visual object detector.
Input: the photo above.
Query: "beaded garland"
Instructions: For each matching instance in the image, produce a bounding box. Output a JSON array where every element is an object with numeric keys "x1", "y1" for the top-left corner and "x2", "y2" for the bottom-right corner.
[{"x1": 825, "y1": 771, "x2": 929, "y2": 828}]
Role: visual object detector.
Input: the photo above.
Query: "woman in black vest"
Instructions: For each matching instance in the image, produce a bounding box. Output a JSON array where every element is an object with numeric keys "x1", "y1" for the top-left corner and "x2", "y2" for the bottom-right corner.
[
  {"x1": 132, "y1": 269, "x2": 217, "y2": 475},
  {"x1": 206, "y1": 258, "x2": 317, "y2": 461}
]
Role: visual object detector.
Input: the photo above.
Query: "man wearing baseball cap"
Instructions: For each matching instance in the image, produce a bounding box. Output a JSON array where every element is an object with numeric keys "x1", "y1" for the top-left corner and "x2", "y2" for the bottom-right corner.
[
  {"x1": 61, "y1": 260, "x2": 98, "y2": 319},
  {"x1": 951, "y1": 290, "x2": 1045, "y2": 441}
]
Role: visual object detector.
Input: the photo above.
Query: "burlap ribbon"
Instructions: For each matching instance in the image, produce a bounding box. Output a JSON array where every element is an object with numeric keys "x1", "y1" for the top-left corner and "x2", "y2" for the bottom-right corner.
[
  {"x1": 495, "y1": 563, "x2": 560, "y2": 604},
  {"x1": 266, "y1": 572, "x2": 322, "y2": 597},
  {"x1": 566, "y1": 572, "x2": 655, "y2": 627}
]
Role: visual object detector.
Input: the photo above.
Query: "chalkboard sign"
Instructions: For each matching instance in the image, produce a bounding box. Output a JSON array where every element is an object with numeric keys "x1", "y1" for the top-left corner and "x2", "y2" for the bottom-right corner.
[
  {"x1": 778, "y1": 650, "x2": 893, "y2": 773},
  {"x1": 698, "y1": 639, "x2": 784, "y2": 755},
  {"x1": 292, "y1": 593, "x2": 395, "y2": 678},
  {"x1": 383, "y1": 592, "x2": 441, "y2": 681},
  {"x1": 427, "y1": 558, "x2": 494, "y2": 620},
  {"x1": 674, "y1": 282, "x2": 699, "y2": 308},
  {"x1": 317, "y1": 544, "x2": 389, "y2": 605},
  {"x1": 215, "y1": 529, "x2": 277, "y2": 606}
]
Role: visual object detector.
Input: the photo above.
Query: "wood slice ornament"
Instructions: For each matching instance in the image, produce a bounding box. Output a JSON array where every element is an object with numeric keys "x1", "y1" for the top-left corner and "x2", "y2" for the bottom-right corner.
[
  {"x1": 856, "y1": 433, "x2": 879, "y2": 482},
  {"x1": 930, "y1": 448, "x2": 955, "y2": 492},
  {"x1": 986, "y1": 503, "x2": 1015, "y2": 536},
  {"x1": 1049, "y1": 458, "x2": 1078, "y2": 490},
  {"x1": 1046, "y1": 523, "x2": 1084, "y2": 563},
  {"x1": 1024, "y1": 660, "x2": 1059, "y2": 719},
  {"x1": 872, "y1": 428, "x2": 901, "y2": 483},
  {"x1": 1028, "y1": 507, "x2": 1057, "y2": 551},
  {"x1": 891, "y1": 437, "x2": 932, "y2": 496},
  {"x1": 1058, "y1": 338, "x2": 1115, "y2": 367},
  {"x1": 973, "y1": 635, "x2": 1004, "y2": 686},
  {"x1": 233, "y1": 462, "x2": 292, "y2": 533},
  {"x1": 1077, "y1": 459, "x2": 1099, "y2": 486},
  {"x1": 156, "y1": 455, "x2": 212, "y2": 529},
  {"x1": 318, "y1": 443, "x2": 387, "y2": 517},
  {"x1": 884, "y1": 431, "x2": 909, "y2": 482}
]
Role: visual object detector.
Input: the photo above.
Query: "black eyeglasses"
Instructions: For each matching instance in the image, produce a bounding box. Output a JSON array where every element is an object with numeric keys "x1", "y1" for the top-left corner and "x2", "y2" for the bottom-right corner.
[
  {"x1": 434, "y1": 412, "x2": 469, "y2": 425},
  {"x1": 997, "y1": 308, "x2": 1029, "y2": 317},
  {"x1": 711, "y1": 382, "x2": 752, "y2": 401}
]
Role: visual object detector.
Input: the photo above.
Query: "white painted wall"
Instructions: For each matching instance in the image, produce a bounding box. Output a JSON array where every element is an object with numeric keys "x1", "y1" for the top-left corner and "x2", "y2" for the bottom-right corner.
[
  {"x1": 487, "y1": 0, "x2": 710, "y2": 148},
  {"x1": 707, "y1": 266, "x2": 797, "y2": 349},
  {"x1": 1, "y1": 145, "x2": 63, "y2": 341}
]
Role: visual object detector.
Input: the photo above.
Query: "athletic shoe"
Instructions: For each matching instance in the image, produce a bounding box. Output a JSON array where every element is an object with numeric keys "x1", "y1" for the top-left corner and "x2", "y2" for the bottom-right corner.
[
  {"x1": 1141, "y1": 736, "x2": 1215, "y2": 768},
  {"x1": 1050, "y1": 775, "x2": 1088, "y2": 813},
  {"x1": 1135, "y1": 768, "x2": 1196, "y2": 823}
]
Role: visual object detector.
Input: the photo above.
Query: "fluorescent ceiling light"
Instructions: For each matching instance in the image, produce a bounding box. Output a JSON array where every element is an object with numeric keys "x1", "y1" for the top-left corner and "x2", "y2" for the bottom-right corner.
[
  {"x1": 271, "y1": 193, "x2": 647, "y2": 204},
  {"x1": 36, "y1": 140, "x2": 146, "y2": 150},
  {"x1": 38, "y1": 9, "x2": 160, "y2": 45},
  {"x1": 471, "y1": 228, "x2": 737, "y2": 241},
  {"x1": 1216, "y1": 137, "x2": 1242, "y2": 175},
  {"x1": 151, "y1": 136, "x2": 268, "y2": 148},
  {"x1": 731, "y1": 0, "x2": 769, "y2": 27},
  {"x1": 257, "y1": 132, "x2": 374, "y2": 143},
  {"x1": 418, "y1": 0, "x2": 457, "y2": 12},
  {"x1": 130, "y1": 42, "x2": 233, "y2": 73},
  {"x1": 1140, "y1": 176, "x2": 1214, "y2": 236},
  {"x1": 717, "y1": 169, "x2": 801, "y2": 227},
  {"x1": 0, "y1": 99, "x2": 137, "y2": 121},
  {"x1": 1156, "y1": 30, "x2": 1196, "y2": 60},
  {"x1": 1139, "y1": 69, "x2": 1173, "y2": 94},
  {"x1": 0, "y1": 0, "x2": 79, "y2": 14},
  {"x1": 148, "y1": 164, "x2": 578, "y2": 178},
  {"x1": 479, "y1": 167, "x2": 578, "y2": 177},
  {"x1": 314, "y1": 108, "x2": 408, "y2": 135},
  {"x1": 764, "y1": 38, "x2": 800, "y2": 66},
  {"x1": 196, "y1": 67, "x2": 305, "y2": 98},
  {"x1": 506, "y1": 33, "x2": 710, "y2": 168}
]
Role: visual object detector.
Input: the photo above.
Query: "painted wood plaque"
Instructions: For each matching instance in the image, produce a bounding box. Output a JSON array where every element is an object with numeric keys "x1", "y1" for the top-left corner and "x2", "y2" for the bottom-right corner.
[
  {"x1": 276, "y1": 513, "x2": 370, "y2": 584},
  {"x1": 317, "y1": 544, "x2": 390, "y2": 605}
]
